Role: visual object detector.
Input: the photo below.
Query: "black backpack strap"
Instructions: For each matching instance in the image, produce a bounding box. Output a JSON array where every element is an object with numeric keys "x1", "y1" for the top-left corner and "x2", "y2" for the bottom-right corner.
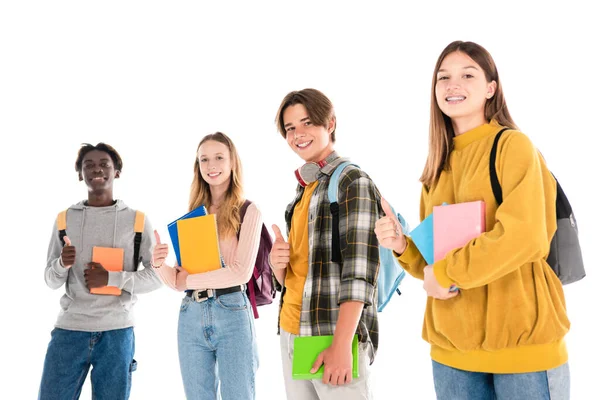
[
  {"x1": 331, "y1": 201, "x2": 342, "y2": 263},
  {"x1": 133, "y1": 211, "x2": 145, "y2": 271},
  {"x1": 489, "y1": 128, "x2": 510, "y2": 206}
]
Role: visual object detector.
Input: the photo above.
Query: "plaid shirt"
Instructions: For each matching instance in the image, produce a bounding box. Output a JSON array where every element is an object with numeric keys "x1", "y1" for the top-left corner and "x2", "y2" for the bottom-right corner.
[{"x1": 277, "y1": 153, "x2": 382, "y2": 361}]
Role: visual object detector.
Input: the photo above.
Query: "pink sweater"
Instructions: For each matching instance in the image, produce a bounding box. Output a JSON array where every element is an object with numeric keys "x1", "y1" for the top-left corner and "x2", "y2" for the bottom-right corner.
[{"x1": 156, "y1": 202, "x2": 263, "y2": 290}]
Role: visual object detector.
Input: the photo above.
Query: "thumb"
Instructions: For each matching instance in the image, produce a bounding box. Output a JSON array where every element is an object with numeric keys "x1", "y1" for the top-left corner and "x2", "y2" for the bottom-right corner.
[
  {"x1": 154, "y1": 230, "x2": 161, "y2": 245},
  {"x1": 381, "y1": 198, "x2": 400, "y2": 224},
  {"x1": 310, "y1": 352, "x2": 325, "y2": 374},
  {"x1": 64, "y1": 236, "x2": 72, "y2": 246},
  {"x1": 272, "y1": 224, "x2": 285, "y2": 242}
]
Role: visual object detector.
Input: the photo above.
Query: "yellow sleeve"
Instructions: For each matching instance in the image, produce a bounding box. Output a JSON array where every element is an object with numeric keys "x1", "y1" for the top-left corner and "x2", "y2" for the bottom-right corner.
[
  {"x1": 433, "y1": 132, "x2": 556, "y2": 289},
  {"x1": 395, "y1": 186, "x2": 429, "y2": 280}
]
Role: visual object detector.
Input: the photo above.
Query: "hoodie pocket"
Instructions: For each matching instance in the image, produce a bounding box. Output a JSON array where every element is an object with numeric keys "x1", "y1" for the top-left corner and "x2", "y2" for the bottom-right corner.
[{"x1": 59, "y1": 294, "x2": 73, "y2": 312}]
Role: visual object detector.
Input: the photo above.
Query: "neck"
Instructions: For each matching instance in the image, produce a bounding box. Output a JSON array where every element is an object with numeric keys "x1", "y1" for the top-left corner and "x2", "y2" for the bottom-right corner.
[
  {"x1": 87, "y1": 190, "x2": 115, "y2": 207},
  {"x1": 210, "y1": 185, "x2": 228, "y2": 208},
  {"x1": 452, "y1": 115, "x2": 488, "y2": 136}
]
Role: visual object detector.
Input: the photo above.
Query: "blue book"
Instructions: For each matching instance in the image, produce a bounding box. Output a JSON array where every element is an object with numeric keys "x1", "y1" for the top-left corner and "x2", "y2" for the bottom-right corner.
[
  {"x1": 168, "y1": 205, "x2": 208, "y2": 266},
  {"x1": 409, "y1": 212, "x2": 434, "y2": 265}
]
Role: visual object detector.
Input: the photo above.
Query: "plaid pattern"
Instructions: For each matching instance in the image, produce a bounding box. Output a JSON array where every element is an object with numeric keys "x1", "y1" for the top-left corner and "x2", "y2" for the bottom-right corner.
[{"x1": 278, "y1": 154, "x2": 382, "y2": 361}]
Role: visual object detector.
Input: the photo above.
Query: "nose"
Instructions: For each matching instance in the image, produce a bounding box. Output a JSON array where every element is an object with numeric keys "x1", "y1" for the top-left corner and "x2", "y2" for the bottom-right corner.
[
  {"x1": 294, "y1": 127, "x2": 306, "y2": 141},
  {"x1": 446, "y1": 77, "x2": 461, "y2": 91}
]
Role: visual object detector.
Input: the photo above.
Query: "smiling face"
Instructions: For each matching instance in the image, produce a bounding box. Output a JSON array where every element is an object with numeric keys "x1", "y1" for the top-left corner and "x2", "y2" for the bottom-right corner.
[
  {"x1": 197, "y1": 140, "x2": 233, "y2": 188},
  {"x1": 282, "y1": 103, "x2": 335, "y2": 163},
  {"x1": 435, "y1": 51, "x2": 497, "y2": 131},
  {"x1": 79, "y1": 150, "x2": 120, "y2": 192}
]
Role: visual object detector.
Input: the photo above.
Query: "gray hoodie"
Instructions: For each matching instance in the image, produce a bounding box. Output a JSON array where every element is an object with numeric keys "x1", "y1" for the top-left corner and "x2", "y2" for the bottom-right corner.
[{"x1": 45, "y1": 200, "x2": 162, "y2": 332}]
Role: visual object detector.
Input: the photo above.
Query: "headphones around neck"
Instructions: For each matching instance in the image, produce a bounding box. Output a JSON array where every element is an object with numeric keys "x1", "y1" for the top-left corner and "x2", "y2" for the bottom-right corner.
[{"x1": 294, "y1": 152, "x2": 338, "y2": 187}]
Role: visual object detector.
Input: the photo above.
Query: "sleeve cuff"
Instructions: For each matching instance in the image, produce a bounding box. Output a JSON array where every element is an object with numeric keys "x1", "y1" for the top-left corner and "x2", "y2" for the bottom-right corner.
[
  {"x1": 52, "y1": 258, "x2": 69, "y2": 274},
  {"x1": 433, "y1": 259, "x2": 454, "y2": 289},
  {"x1": 108, "y1": 271, "x2": 124, "y2": 288},
  {"x1": 394, "y1": 236, "x2": 421, "y2": 265},
  {"x1": 338, "y1": 279, "x2": 375, "y2": 307}
]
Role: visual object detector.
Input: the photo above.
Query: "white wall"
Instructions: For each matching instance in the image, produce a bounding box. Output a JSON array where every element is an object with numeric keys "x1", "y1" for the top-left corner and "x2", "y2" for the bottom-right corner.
[{"x1": 1, "y1": 1, "x2": 598, "y2": 399}]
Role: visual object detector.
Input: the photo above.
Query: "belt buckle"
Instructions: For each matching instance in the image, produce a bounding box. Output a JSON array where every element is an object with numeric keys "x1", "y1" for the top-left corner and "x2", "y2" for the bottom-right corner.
[{"x1": 193, "y1": 289, "x2": 213, "y2": 303}]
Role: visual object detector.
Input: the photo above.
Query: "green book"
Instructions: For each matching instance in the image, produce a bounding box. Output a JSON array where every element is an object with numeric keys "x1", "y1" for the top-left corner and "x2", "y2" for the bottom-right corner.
[{"x1": 292, "y1": 334, "x2": 359, "y2": 380}]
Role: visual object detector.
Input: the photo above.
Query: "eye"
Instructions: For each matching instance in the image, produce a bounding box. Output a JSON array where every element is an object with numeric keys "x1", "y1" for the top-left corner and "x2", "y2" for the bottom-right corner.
[
  {"x1": 217, "y1": 156, "x2": 223, "y2": 160},
  {"x1": 464, "y1": 74, "x2": 474, "y2": 79},
  {"x1": 286, "y1": 126, "x2": 295, "y2": 133},
  {"x1": 200, "y1": 158, "x2": 207, "y2": 163},
  {"x1": 304, "y1": 120, "x2": 312, "y2": 126},
  {"x1": 437, "y1": 75, "x2": 449, "y2": 81},
  {"x1": 101, "y1": 163, "x2": 109, "y2": 167}
]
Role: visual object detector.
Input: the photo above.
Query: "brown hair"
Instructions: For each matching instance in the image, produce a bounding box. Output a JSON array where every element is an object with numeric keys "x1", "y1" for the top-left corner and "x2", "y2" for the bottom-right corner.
[
  {"x1": 189, "y1": 132, "x2": 244, "y2": 238},
  {"x1": 420, "y1": 41, "x2": 518, "y2": 188},
  {"x1": 275, "y1": 88, "x2": 337, "y2": 142}
]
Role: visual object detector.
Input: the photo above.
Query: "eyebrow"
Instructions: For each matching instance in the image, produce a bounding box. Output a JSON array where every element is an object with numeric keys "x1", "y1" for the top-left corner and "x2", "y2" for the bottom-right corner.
[
  {"x1": 437, "y1": 66, "x2": 479, "y2": 73},
  {"x1": 84, "y1": 158, "x2": 110, "y2": 163},
  {"x1": 199, "y1": 153, "x2": 224, "y2": 157},
  {"x1": 284, "y1": 117, "x2": 310, "y2": 128}
]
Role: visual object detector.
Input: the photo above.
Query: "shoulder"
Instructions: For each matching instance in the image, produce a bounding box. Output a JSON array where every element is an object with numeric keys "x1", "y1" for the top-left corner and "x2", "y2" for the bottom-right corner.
[
  {"x1": 240, "y1": 200, "x2": 262, "y2": 220},
  {"x1": 498, "y1": 130, "x2": 536, "y2": 156},
  {"x1": 337, "y1": 164, "x2": 379, "y2": 195}
]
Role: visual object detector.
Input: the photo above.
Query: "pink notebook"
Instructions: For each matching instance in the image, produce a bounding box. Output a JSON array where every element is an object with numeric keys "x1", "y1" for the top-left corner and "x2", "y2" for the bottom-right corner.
[{"x1": 433, "y1": 201, "x2": 486, "y2": 262}]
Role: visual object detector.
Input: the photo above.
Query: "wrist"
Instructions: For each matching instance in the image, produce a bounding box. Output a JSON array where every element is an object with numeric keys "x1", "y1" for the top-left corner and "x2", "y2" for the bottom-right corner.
[{"x1": 394, "y1": 237, "x2": 407, "y2": 255}]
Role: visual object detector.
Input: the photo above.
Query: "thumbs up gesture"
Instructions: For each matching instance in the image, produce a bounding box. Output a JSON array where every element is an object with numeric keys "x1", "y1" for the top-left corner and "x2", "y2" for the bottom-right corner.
[
  {"x1": 374, "y1": 198, "x2": 407, "y2": 255},
  {"x1": 152, "y1": 230, "x2": 169, "y2": 268},
  {"x1": 60, "y1": 236, "x2": 76, "y2": 268},
  {"x1": 269, "y1": 224, "x2": 290, "y2": 270}
]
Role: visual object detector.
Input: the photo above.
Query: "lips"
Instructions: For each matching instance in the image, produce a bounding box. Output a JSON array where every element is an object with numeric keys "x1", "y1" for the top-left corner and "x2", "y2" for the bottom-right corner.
[
  {"x1": 445, "y1": 95, "x2": 466, "y2": 103},
  {"x1": 296, "y1": 140, "x2": 313, "y2": 149},
  {"x1": 207, "y1": 172, "x2": 221, "y2": 178}
]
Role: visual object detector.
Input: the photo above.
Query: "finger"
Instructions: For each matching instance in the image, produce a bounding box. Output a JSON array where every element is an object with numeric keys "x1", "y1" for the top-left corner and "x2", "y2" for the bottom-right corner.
[
  {"x1": 64, "y1": 236, "x2": 72, "y2": 246},
  {"x1": 344, "y1": 370, "x2": 352, "y2": 384},
  {"x1": 154, "y1": 230, "x2": 161, "y2": 245},
  {"x1": 310, "y1": 352, "x2": 324, "y2": 374},
  {"x1": 272, "y1": 224, "x2": 285, "y2": 242},
  {"x1": 381, "y1": 198, "x2": 393, "y2": 218}
]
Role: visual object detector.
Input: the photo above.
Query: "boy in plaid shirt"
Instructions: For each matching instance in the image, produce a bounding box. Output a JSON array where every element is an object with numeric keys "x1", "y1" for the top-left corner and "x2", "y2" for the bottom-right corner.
[{"x1": 270, "y1": 88, "x2": 381, "y2": 400}]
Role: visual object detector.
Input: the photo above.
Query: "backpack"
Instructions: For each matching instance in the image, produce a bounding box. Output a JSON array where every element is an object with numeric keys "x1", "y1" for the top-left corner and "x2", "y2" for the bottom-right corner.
[
  {"x1": 57, "y1": 209, "x2": 146, "y2": 270},
  {"x1": 238, "y1": 200, "x2": 276, "y2": 318},
  {"x1": 489, "y1": 128, "x2": 585, "y2": 284},
  {"x1": 327, "y1": 162, "x2": 408, "y2": 312}
]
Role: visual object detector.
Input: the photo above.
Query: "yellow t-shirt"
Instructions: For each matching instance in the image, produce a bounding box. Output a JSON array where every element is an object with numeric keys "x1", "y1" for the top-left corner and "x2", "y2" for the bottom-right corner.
[{"x1": 279, "y1": 181, "x2": 318, "y2": 335}]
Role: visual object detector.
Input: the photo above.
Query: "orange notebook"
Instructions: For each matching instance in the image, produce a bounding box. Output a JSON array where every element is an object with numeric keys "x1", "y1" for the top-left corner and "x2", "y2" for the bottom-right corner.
[
  {"x1": 177, "y1": 214, "x2": 224, "y2": 274},
  {"x1": 91, "y1": 246, "x2": 124, "y2": 295}
]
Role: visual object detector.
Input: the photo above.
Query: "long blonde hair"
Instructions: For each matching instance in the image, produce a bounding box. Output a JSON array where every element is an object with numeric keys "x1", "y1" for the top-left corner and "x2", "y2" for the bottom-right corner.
[
  {"x1": 420, "y1": 41, "x2": 518, "y2": 189},
  {"x1": 189, "y1": 132, "x2": 244, "y2": 238}
]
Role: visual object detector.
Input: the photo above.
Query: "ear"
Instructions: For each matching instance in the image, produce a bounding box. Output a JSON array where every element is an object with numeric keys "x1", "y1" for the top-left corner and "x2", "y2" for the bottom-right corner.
[
  {"x1": 328, "y1": 116, "x2": 336, "y2": 134},
  {"x1": 78, "y1": 172, "x2": 83, "y2": 181},
  {"x1": 115, "y1": 170, "x2": 121, "y2": 179},
  {"x1": 486, "y1": 81, "x2": 497, "y2": 99}
]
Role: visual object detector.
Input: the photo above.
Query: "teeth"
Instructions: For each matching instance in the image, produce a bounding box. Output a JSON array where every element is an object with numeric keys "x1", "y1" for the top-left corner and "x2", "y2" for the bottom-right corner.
[
  {"x1": 446, "y1": 96, "x2": 465, "y2": 101},
  {"x1": 208, "y1": 172, "x2": 220, "y2": 177},
  {"x1": 297, "y1": 141, "x2": 312, "y2": 148}
]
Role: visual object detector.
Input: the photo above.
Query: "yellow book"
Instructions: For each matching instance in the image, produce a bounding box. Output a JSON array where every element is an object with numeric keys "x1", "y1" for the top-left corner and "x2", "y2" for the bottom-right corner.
[
  {"x1": 91, "y1": 247, "x2": 124, "y2": 296},
  {"x1": 177, "y1": 214, "x2": 224, "y2": 274}
]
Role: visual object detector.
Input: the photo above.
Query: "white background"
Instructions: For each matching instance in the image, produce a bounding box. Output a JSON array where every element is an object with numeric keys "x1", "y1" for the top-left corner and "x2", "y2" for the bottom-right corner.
[{"x1": 1, "y1": 1, "x2": 598, "y2": 399}]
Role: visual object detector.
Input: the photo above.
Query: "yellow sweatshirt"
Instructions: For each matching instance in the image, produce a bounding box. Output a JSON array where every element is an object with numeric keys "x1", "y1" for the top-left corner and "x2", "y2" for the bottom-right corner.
[{"x1": 397, "y1": 120, "x2": 570, "y2": 373}]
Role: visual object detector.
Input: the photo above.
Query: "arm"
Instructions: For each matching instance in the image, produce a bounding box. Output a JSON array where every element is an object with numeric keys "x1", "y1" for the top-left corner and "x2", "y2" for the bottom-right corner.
[
  {"x1": 185, "y1": 203, "x2": 263, "y2": 289},
  {"x1": 107, "y1": 215, "x2": 163, "y2": 294},
  {"x1": 44, "y1": 220, "x2": 70, "y2": 289},
  {"x1": 337, "y1": 174, "x2": 380, "y2": 307},
  {"x1": 433, "y1": 132, "x2": 556, "y2": 289}
]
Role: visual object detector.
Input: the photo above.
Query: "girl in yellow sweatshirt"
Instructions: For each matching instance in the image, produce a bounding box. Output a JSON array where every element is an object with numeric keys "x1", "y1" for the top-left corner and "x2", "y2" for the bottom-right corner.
[{"x1": 375, "y1": 41, "x2": 571, "y2": 399}]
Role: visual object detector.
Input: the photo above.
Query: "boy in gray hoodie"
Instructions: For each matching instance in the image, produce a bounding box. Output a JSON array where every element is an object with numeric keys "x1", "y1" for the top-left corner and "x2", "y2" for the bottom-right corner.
[{"x1": 39, "y1": 143, "x2": 162, "y2": 400}]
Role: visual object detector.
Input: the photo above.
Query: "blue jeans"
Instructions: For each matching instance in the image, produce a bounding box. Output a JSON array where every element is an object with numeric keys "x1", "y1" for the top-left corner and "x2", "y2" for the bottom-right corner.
[
  {"x1": 178, "y1": 291, "x2": 258, "y2": 400},
  {"x1": 432, "y1": 360, "x2": 570, "y2": 400},
  {"x1": 38, "y1": 327, "x2": 136, "y2": 400}
]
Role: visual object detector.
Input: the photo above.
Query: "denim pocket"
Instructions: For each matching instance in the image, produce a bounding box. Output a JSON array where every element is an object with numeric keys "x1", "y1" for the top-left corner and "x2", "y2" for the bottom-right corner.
[
  {"x1": 180, "y1": 296, "x2": 192, "y2": 313},
  {"x1": 216, "y1": 292, "x2": 247, "y2": 311}
]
